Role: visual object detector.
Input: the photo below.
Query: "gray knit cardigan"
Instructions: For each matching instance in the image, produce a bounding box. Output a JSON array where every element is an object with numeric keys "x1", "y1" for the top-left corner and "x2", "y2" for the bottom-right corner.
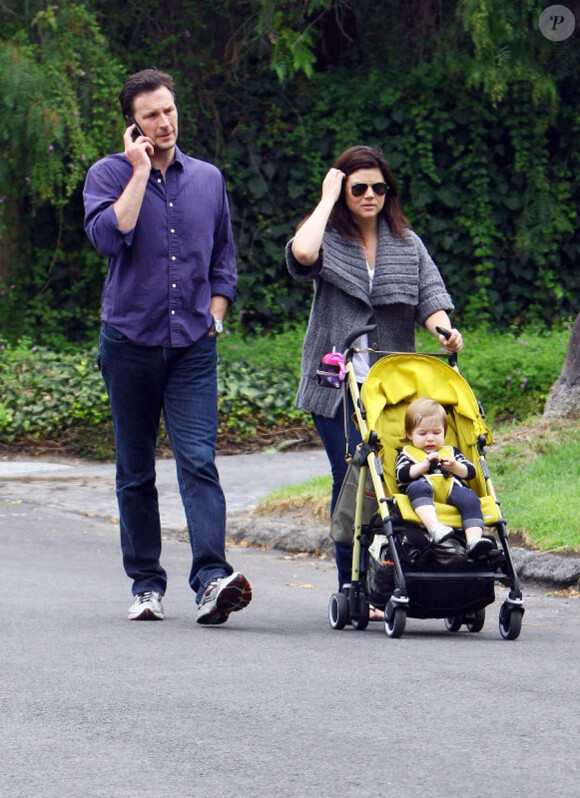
[{"x1": 286, "y1": 218, "x2": 454, "y2": 418}]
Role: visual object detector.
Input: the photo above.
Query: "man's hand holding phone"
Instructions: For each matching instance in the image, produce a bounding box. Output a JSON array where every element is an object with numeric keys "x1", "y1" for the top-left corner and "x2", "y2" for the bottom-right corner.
[
  {"x1": 127, "y1": 115, "x2": 146, "y2": 142},
  {"x1": 125, "y1": 116, "x2": 154, "y2": 169}
]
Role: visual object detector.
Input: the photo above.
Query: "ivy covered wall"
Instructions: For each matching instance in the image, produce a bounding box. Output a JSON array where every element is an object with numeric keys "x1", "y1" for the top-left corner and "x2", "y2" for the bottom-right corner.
[{"x1": 0, "y1": 0, "x2": 578, "y2": 345}]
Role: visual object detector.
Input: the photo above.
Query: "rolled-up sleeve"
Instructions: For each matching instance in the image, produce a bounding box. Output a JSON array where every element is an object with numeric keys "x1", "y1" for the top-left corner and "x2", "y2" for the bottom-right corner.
[
  {"x1": 83, "y1": 158, "x2": 135, "y2": 256},
  {"x1": 285, "y1": 239, "x2": 323, "y2": 281}
]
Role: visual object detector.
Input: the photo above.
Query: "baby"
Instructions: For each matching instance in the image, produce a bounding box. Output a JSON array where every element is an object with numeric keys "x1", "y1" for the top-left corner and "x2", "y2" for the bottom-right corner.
[{"x1": 395, "y1": 397, "x2": 493, "y2": 559}]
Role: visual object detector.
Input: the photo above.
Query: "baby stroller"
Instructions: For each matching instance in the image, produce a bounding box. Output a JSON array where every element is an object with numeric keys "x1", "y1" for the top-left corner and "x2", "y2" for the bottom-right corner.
[{"x1": 321, "y1": 326, "x2": 525, "y2": 640}]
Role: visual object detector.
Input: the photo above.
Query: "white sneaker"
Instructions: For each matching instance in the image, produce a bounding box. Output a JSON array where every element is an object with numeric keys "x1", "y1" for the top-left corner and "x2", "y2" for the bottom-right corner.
[
  {"x1": 196, "y1": 572, "x2": 252, "y2": 625},
  {"x1": 128, "y1": 591, "x2": 164, "y2": 620},
  {"x1": 430, "y1": 522, "x2": 454, "y2": 544}
]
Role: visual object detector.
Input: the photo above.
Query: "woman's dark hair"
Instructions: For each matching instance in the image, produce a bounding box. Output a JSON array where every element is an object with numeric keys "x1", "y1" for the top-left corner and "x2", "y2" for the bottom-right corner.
[
  {"x1": 119, "y1": 68, "x2": 175, "y2": 119},
  {"x1": 328, "y1": 145, "x2": 411, "y2": 240}
]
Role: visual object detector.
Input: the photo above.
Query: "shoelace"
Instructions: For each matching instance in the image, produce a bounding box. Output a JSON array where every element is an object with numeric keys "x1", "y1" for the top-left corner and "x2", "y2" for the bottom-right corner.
[{"x1": 136, "y1": 591, "x2": 158, "y2": 604}]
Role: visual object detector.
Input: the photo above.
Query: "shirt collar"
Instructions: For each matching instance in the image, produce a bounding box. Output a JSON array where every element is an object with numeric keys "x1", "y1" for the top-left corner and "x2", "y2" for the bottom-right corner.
[
  {"x1": 172, "y1": 145, "x2": 186, "y2": 169},
  {"x1": 150, "y1": 146, "x2": 185, "y2": 178}
]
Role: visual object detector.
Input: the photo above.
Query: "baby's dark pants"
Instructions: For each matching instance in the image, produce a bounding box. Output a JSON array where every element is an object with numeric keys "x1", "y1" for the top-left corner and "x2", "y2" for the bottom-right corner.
[{"x1": 406, "y1": 477, "x2": 483, "y2": 530}]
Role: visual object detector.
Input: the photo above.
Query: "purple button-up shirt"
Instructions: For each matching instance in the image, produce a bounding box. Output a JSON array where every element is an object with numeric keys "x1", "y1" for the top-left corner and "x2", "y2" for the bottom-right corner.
[{"x1": 83, "y1": 146, "x2": 237, "y2": 347}]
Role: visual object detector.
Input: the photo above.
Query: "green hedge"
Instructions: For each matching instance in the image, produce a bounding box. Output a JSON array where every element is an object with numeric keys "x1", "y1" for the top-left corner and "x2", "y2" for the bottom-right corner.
[
  {"x1": 416, "y1": 324, "x2": 573, "y2": 424},
  {"x1": 0, "y1": 322, "x2": 571, "y2": 457}
]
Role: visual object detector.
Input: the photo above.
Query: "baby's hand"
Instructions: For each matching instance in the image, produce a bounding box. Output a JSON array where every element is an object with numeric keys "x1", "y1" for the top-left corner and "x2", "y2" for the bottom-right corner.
[
  {"x1": 423, "y1": 451, "x2": 441, "y2": 472},
  {"x1": 440, "y1": 457, "x2": 459, "y2": 474}
]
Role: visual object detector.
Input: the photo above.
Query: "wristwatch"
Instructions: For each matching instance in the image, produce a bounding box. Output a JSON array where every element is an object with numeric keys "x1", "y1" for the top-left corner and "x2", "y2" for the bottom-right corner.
[{"x1": 212, "y1": 317, "x2": 224, "y2": 334}]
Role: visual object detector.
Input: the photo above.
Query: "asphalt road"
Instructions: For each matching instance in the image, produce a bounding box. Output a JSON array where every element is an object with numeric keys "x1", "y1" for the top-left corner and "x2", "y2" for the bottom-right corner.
[{"x1": 1, "y1": 498, "x2": 579, "y2": 798}]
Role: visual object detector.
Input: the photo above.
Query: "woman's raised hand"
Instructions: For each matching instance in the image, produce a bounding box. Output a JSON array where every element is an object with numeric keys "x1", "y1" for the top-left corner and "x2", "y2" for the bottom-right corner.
[
  {"x1": 321, "y1": 168, "x2": 345, "y2": 205},
  {"x1": 291, "y1": 168, "x2": 345, "y2": 265}
]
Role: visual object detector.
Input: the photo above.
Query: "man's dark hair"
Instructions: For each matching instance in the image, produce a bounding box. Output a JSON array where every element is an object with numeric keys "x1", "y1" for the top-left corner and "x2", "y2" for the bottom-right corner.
[{"x1": 119, "y1": 68, "x2": 175, "y2": 119}]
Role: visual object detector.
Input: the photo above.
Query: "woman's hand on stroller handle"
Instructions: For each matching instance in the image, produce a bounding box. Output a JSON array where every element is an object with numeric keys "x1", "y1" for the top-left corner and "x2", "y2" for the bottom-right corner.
[
  {"x1": 339, "y1": 324, "x2": 463, "y2": 365},
  {"x1": 435, "y1": 325, "x2": 463, "y2": 352},
  {"x1": 435, "y1": 326, "x2": 462, "y2": 369}
]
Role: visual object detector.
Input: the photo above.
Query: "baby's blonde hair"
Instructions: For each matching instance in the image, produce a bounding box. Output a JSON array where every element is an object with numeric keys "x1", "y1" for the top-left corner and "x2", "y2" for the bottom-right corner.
[{"x1": 404, "y1": 397, "x2": 448, "y2": 438}]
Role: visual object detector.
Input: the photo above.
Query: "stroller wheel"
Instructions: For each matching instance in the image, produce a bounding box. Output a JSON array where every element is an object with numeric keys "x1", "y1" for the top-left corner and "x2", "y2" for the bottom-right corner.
[
  {"x1": 328, "y1": 592, "x2": 349, "y2": 630},
  {"x1": 465, "y1": 608, "x2": 486, "y2": 633},
  {"x1": 351, "y1": 596, "x2": 369, "y2": 631},
  {"x1": 444, "y1": 615, "x2": 463, "y2": 633},
  {"x1": 499, "y1": 602, "x2": 523, "y2": 640},
  {"x1": 384, "y1": 601, "x2": 406, "y2": 638}
]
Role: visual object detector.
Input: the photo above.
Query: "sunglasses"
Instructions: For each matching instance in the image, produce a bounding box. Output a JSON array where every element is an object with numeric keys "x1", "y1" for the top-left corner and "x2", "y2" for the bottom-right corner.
[{"x1": 349, "y1": 182, "x2": 389, "y2": 197}]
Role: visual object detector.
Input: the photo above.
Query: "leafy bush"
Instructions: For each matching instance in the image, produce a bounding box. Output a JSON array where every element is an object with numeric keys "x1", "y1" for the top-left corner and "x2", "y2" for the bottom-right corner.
[
  {"x1": 0, "y1": 339, "x2": 109, "y2": 441},
  {"x1": 416, "y1": 321, "x2": 573, "y2": 424},
  {"x1": 0, "y1": 329, "x2": 311, "y2": 455},
  {"x1": 0, "y1": 322, "x2": 571, "y2": 457},
  {"x1": 217, "y1": 326, "x2": 309, "y2": 439}
]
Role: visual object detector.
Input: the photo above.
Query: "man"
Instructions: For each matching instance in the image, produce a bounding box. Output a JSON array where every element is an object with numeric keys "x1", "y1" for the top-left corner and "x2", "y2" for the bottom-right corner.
[{"x1": 83, "y1": 68, "x2": 251, "y2": 625}]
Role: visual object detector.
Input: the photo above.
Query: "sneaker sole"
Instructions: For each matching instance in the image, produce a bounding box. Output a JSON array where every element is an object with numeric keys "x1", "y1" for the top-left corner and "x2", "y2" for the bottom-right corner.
[
  {"x1": 128, "y1": 608, "x2": 164, "y2": 621},
  {"x1": 197, "y1": 573, "x2": 252, "y2": 626}
]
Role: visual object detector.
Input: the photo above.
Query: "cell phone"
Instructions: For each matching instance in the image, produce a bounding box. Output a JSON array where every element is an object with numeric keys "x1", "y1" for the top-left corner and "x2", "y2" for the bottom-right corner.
[{"x1": 126, "y1": 116, "x2": 145, "y2": 141}]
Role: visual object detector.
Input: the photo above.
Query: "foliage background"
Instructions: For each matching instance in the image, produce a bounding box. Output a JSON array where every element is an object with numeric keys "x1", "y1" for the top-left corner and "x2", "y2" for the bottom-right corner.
[
  {"x1": 0, "y1": 0, "x2": 579, "y2": 349},
  {"x1": 0, "y1": 321, "x2": 571, "y2": 458}
]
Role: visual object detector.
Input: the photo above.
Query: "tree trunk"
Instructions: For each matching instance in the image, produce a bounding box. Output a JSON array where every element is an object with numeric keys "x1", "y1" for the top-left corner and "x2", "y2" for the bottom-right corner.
[{"x1": 543, "y1": 312, "x2": 580, "y2": 419}]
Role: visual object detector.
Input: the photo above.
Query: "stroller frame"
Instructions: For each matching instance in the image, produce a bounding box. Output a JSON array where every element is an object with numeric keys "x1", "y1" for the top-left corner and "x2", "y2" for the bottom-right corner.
[{"x1": 327, "y1": 326, "x2": 525, "y2": 640}]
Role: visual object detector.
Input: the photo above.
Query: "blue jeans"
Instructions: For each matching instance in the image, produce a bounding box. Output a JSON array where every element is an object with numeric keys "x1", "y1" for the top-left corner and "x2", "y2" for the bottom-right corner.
[
  {"x1": 98, "y1": 323, "x2": 232, "y2": 600},
  {"x1": 312, "y1": 394, "x2": 362, "y2": 589}
]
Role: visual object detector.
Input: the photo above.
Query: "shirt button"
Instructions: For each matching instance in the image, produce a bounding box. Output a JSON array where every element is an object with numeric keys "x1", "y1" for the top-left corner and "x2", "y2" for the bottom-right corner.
[
  {"x1": 171, "y1": 256, "x2": 176, "y2": 261},
  {"x1": 157, "y1": 178, "x2": 162, "y2": 183},
  {"x1": 171, "y1": 310, "x2": 176, "y2": 315},
  {"x1": 172, "y1": 283, "x2": 177, "y2": 288},
  {"x1": 170, "y1": 229, "x2": 175, "y2": 234},
  {"x1": 169, "y1": 202, "x2": 174, "y2": 207}
]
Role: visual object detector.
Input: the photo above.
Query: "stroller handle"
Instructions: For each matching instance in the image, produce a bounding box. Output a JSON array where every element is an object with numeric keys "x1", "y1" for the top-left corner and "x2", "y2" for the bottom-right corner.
[
  {"x1": 342, "y1": 324, "x2": 459, "y2": 368},
  {"x1": 435, "y1": 326, "x2": 458, "y2": 368},
  {"x1": 343, "y1": 325, "x2": 377, "y2": 353}
]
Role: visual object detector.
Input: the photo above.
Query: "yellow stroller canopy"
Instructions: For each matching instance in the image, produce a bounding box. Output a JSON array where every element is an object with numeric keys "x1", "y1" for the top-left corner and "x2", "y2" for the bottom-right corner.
[{"x1": 360, "y1": 353, "x2": 499, "y2": 526}]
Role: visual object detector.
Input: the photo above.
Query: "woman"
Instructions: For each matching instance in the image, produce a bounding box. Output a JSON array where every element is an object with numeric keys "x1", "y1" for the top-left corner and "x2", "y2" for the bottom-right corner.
[{"x1": 286, "y1": 145, "x2": 463, "y2": 589}]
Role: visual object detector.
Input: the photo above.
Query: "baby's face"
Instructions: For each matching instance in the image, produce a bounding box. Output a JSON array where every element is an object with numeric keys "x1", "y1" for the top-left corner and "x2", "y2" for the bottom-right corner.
[{"x1": 409, "y1": 415, "x2": 445, "y2": 453}]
